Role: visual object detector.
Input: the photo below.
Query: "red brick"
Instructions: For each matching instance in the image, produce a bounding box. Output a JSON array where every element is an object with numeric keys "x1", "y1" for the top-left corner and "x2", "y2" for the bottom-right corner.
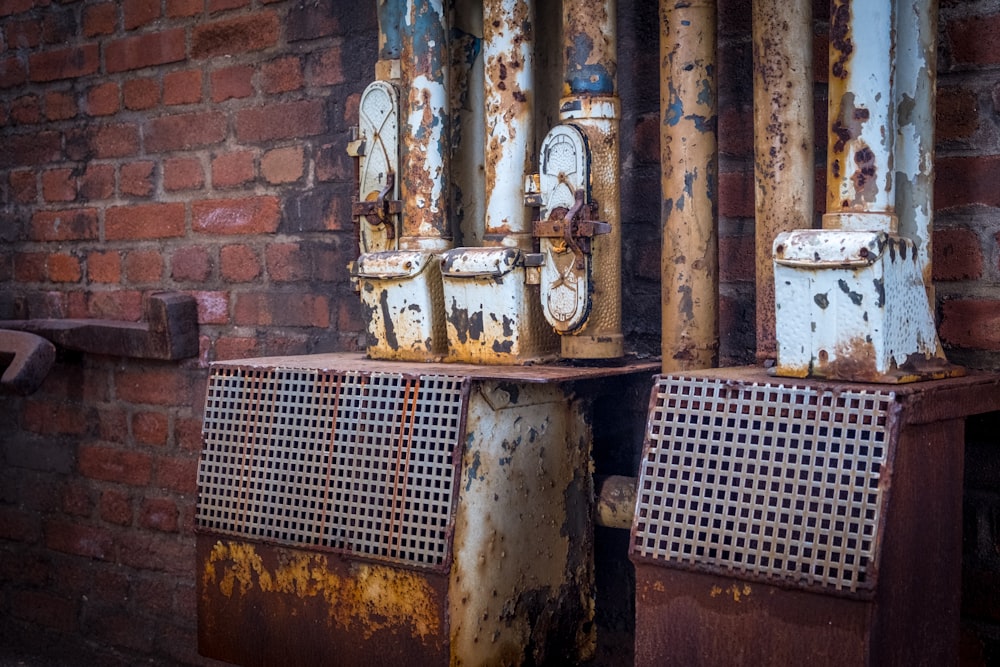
[
  {"x1": 124, "y1": 0, "x2": 160, "y2": 29},
  {"x1": 62, "y1": 482, "x2": 95, "y2": 517},
  {"x1": 310, "y1": 45, "x2": 345, "y2": 86},
  {"x1": 193, "y1": 196, "x2": 280, "y2": 235},
  {"x1": 44, "y1": 90, "x2": 77, "y2": 120},
  {"x1": 98, "y1": 407, "x2": 129, "y2": 443},
  {"x1": 116, "y1": 367, "x2": 192, "y2": 406},
  {"x1": 31, "y1": 208, "x2": 98, "y2": 241},
  {"x1": 936, "y1": 155, "x2": 1000, "y2": 209},
  {"x1": 236, "y1": 99, "x2": 326, "y2": 143},
  {"x1": 106, "y1": 28, "x2": 186, "y2": 73},
  {"x1": 41, "y1": 168, "x2": 76, "y2": 202},
  {"x1": 167, "y1": 0, "x2": 203, "y2": 18},
  {"x1": 936, "y1": 87, "x2": 979, "y2": 143},
  {"x1": 287, "y1": 2, "x2": 339, "y2": 41},
  {"x1": 163, "y1": 157, "x2": 205, "y2": 191},
  {"x1": 106, "y1": 203, "x2": 186, "y2": 240},
  {"x1": 266, "y1": 242, "x2": 308, "y2": 281},
  {"x1": 48, "y1": 252, "x2": 81, "y2": 282},
  {"x1": 99, "y1": 488, "x2": 133, "y2": 526},
  {"x1": 940, "y1": 299, "x2": 1000, "y2": 350},
  {"x1": 10, "y1": 169, "x2": 37, "y2": 203},
  {"x1": 211, "y1": 150, "x2": 255, "y2": 188},
  {"x1": 87, "y1": 82, "x2": 120, "y2": 116},
  {"x1": 191, "y1": 12, "x2": 279, "y2": 59},
  {"x1": 209, "y1": 0, "x2": 249, "y2": 13},
  {"x1": 11, "y1": 590, "x2": 78, "y2": 633},
  {"x1": 83, "y1": 2, "x2": 117, "y2": 38},
  {"x1": 336, "y1": 298, "x2": 365, "y2": 333},
  {"x1": 46, "y1": 519, "x2": 114, "y2": 561},
  {"x1": 0, "y1": 505, "x2": 41, "y2": 542},
  {"x1": 933, "y1": 228, "x2": 983, "y2": 281},
  {"x1": 91, "y1": 123, "x2": 141, "y2": 158},
  {"x1": 0, "y1": 130, "x2": 61, "y2": 167},
  {"x1": 261, "y1": 56, "x2": 303, "y2": 94},
  {"x1": 29, "y1": 44, "x2": 99, "y2": 82},
  {"x1": 87, "y1": 250, "x2": 121, "y2": 284},
  {"x1": 719, "y1": 104, "x2": 753, "y2": 157},
  {"x1": 210, "y1": 64, "x2": 254, "y2": 102},
  {"x1": 174, "y1": 416, "x2": 204, "y2": 452},
  {"x1": 261, "y1": 145, "x2": 304, "y2": 184},
  {"x1": 22, "y1": 399, "x2": 89, "y2": 435},
  {"x1": 79, "y1": 163, "x2": 115, "y2": 201},
  {"x1": 78, "y1": 444, "x2": 153, "y2": 485},
  {"x1": 5, "y1": 19, "x2": 41, "y2": 50},
  {"x1": 116, "y1": 531, "x2": 193, "y2": 575},
  {"x1": 87, "y1": 289, "x2": 144, "y2": 320},
  {"x1": 10, "y1": 93, "x2": 40, "y2": 124},
  {"x1": 123, "y1": 77, "x2": 160, "y2": 110},
  {"x1": 190, "y1": 290, "x2": 229, "y2": 324},
  {"x1": 168, "y1": 246, "x2": 209, "y2": 283},
  {"x1": 214, "y1": 335, "x2": 259, "y2": 361},
  {"x1": 949, "y1": 13, "x2": 1000, "y2": 67},
  {"x1": 315, "y1": 141, "x2": 352, "y2": 182},
  {"x1": 0, "y1": 55, "x2": 28, "y2": 88},
  {"x1": 234, "y1": 291, "x2": 330, "y2": 327},
  {"x1": 125, "y1": 249, "x2": 164, "y2": 284},
  {"x1": 146, "y1": 110, "x2": 226, "y2": 152},
  {"x1": 220, "y1": 243, "x2": 261, "y2": 282},
  {"x1": 120, "y1": 160, "x2": 155, "y2": 197},
  {"x1": 133, "y1": 410, "x2": 169, "y2": 445},
  {"x1": 139, "y1": 497, "x2": 179, "y2": 532},
  {"x1": 719, "y1": 234, "x2": 754, "y2": 283},
  {"x1": 718, "y1": 169, "x2": 755, "y2": 219},
  {"x1": 632, "y1": 112, "x2": 660, "y2": 165},
  {"x1": 163, "y1": 69, "x2": 202, "y2": 105}
]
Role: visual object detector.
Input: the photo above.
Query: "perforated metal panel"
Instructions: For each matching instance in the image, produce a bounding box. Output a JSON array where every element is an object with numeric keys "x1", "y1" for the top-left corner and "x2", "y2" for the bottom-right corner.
[
  {"x1": 197, "y1": 366, "x2": 468, "y2": 571},
  {"x1": 630, "y1": 375, "x2": 899, "y2": 594}
]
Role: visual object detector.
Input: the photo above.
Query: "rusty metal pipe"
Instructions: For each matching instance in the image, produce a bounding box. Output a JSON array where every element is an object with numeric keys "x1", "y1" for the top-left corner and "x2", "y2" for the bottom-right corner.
[
  {"x1": 752, "y1": 0, "x2": 813, "y2": 365},
  {"x1": 483, "y1": 0, "x2": 535, "y2": 250},
  {"x1": 660, "y1": 0, "x2": 719, "y2": 372},
  {"x1": 399, "y1": 0, "x2": 452, "y2": 252},
  {"x1": 824, "y1": 0, "x2": 897, "y2": 233},
  {"x1": 559, "y1": 0, "x2": 623, "y2": 359},
  {"x1": 377, "y1": 0, "x2": 402, "y2": 80},
  {"x1": 894, "y1": 0, "x2": 938, "y2": 303}
]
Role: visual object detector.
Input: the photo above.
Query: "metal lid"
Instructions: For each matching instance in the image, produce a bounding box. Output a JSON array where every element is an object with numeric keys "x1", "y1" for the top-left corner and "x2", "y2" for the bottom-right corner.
[
  {"x1": 773, "y1": 229, "x2": 888, "y2": 267},
  {"x1": 440, "y1": 246, "x2": 521, "y2": 278},
  {"x1": 355, "y1": 250, "x2": 436, "y2": 279}
]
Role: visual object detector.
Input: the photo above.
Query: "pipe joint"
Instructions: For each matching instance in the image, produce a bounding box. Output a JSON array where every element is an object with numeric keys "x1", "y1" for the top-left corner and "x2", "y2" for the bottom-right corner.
[{"x1": 559, "y1": 96, "x2": 620, "y2": 122}]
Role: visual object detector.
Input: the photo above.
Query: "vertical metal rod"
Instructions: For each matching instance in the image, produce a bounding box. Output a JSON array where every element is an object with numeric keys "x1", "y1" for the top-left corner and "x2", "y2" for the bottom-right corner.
[
  {"x1": 752, "y1": 0, "x2": 813, "y2": 365},
  {"x1": 483, "y1": 0, "x2": 535, "y2": 250},
  {"x1": 399, "y1": 0, "x2": 453, "y2": 252},
  {"x1": 559, "y1": 0, "x2": 623, "y2": 359},
  {"x1": 659, "y1": 0, "x2": 719, "y2": 372},
  {"x1": 824, "y1": 0, "x2": 897, "y2": 233},
  {"x1": 894, "y1": 0, "x2": 938, "y2": 303}
]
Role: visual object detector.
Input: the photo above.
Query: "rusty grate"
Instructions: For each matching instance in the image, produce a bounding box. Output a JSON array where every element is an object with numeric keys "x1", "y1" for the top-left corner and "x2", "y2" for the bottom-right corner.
[
  {"x1": 630, "y1": 375, "x2": 898, "y2": 594},
  {"x1": 197, "y1": 366, "x2": 468, "y2": 571}
]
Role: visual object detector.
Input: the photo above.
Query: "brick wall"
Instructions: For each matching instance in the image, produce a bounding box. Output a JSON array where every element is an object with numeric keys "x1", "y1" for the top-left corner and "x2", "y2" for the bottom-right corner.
[{"x1": 0, "y1": 0, "x2": 998, "y2": 665}]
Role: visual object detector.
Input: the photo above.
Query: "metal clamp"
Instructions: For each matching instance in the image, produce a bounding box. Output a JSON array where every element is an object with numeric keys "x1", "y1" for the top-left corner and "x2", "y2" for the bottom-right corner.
[
  {"x1": 352, "y1": 172, "x2": 402, "y2": 240},
  {"x1": 533, "y1": 188, "x2": 611, "y2": 270}
]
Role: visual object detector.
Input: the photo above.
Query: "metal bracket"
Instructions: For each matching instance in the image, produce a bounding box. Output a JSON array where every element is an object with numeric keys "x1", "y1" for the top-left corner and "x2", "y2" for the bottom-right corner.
[
  {"x1": 533, "y1": 188, "x2": 611, "y2": 270},
  {"x1": 352, "y1": 172, "x2": 402, "y2": 240},
  {"x1": 0, "y1": 292, "x2": 199, "y2": 361},
  {"x1": 0, "y1": 329, "x2": 56, "y2": 395}
]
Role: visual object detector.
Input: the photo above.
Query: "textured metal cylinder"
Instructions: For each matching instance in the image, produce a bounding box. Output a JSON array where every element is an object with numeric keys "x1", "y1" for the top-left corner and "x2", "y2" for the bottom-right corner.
[
  {"x1": 557, "y1": 0, "x2": 622, "y2": 359},
  {"x1": 894, "y1": 0, "x2": 937, "y2": 299},
  {"x1": 483, "y1": 0, "x2": 534, "y2": 250},
  {"x1": 752, "y1": 0, "x2": 814, "y2": 364},
  {"x1": 399, "y1": 0, "x2": 452, "y2": 252},
  {"x1": 660, "y1": 0, "x2": 718, "y2": 372},
  {"x1": 825, "y1": 0, "x2": 896, "y2": 227}
]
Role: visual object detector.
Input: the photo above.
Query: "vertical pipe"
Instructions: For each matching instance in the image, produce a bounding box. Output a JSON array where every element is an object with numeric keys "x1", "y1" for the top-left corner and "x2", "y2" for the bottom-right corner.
[
  {"x1": 559, "y1": 0, "x2": 623, "y2": 359},
  {"x1": 377, "y1": 0, "x2": 403, "y2": 76},
  {"x1": 895, "y1": 0, "x2": 938, "y2": 303},
  {"x1": 751, "y1": 0, "x2": 813, "y2": 365},
  {"x1": 824, "y1": 0, "x2": 897, "y2": 233},
  {"x1": 483, "y1": 0, "x2": 534, "y2": 250},
  {"x1": 399, "y1": 0, "x2": 452, "y2": 252},
  {"x1": 660, "y1": 0, "x2": 718, "y2": 372}
]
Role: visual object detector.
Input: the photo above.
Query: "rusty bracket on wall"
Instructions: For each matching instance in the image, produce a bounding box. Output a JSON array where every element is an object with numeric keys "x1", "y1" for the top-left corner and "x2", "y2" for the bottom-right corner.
[
  {"x1": 0, "y1": 292, "x2": 199, "y2": 361},
  {"x1": 352, "y1": 172, "x2": 403, "y2": 241},
  {"x1": 532, "y1": 188, "x2": 611, "y2": 270}
]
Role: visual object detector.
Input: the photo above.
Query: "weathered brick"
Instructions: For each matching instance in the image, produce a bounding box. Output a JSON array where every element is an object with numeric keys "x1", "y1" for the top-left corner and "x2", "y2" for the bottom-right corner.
[
  {"x1": 287, "y1": 2, "x2": 339, "y2": 42},
  {"x1": 261, "y1": 56, "x2": 303, "y2": 94},
  {"x1": 236, "y1": 99, "x2": 325, "y2": 143},
  {"x1": 91, "y1": 123, "x2": 141, "y2": 159},
  {"x1": 123, "y1": 77, "x2": 160, "y2": 110},
  {"x1": 40, "y1": 9, "x2": 75, "y2": 46},
  {"x1": 309, "y1": 45, "x2": 346, "y2": 86},
  {"x1": 211, "y1": 150, "x2": 255, "y2": 188},
  {"x1": 220, "y1": 243, "x2": 261, "y2": 282},
  {"x1": 261, "y1": 145, "x2": 304, "y2": 184},
  {"x1": 210, "y1": 64, "x2": 254, "y2": 103},
  {"x1": 116, "y1": 368, "x2": 192, "y2": 406},
  {"x1": 193, "y1": 196, "x2": 280, "y2": 235},
  {"x1": 190, "y1": 290, "x2": 229, "y2": 325},
  {"x1": 948, "y1": 13, "x2": 1000, "y2": 68},
  {"x1": 78, "y1": 444, "x2": 153, "y2": 486},
  {"x1": 935, "y1": 155, "x2": 1000, "y2": 209},
  {"x1": 87, "y1": 289, "x2": 144, "y2": 320},
  {"x1": 233, "y1": 291, "x2": 330, "y2": 327},
  {"x1": 10, "y1": 169, "x2": 37, "y2": 203},
  {"x1": 266, "y1": 242, "x2": 308, "y2": 281},
  {"x1": 281, "y1": 183, "x2": 352, "y2": 233},
  {"x1": 163, "y1": 69, "x2": 202, "y2": 105},
  {"x1": 170, "y1": 245, "x2": 211, "y2": 282},
  {"x1": 106, "y1": 28, "x2": 186, "y2": 73},
  {"x1": 48, "y1": 252, "x2": 81, "y2": 282},
  {"x1": 133, "y1": 411, "x2": 169, "y2": 446},
  {"x1": 31, "y1": 208, "x2": 98, "y2": 241},
  {"x1": 97, "y1": 407, "x2": 129, "y2": 443},
  {"x1": 105, "y1": 203, "x2": 185, "y2": 240},
  {"x1": 87, "y1": 82, "x2": 119, "y2": 116},
  {"x1": 0, "y1": 55, "x2": 27, "y2": 88},
  {"x1": 87, "y1": 250, "x2": 121, "y2": 284},
  {"x1": 120, "y1": 160, "x2": 155, "y2": 197},
  {"x1": 83, "y1": 2, "x2": 117, "y2": 38},
  {"x1": 167, "y1": 0, "x2": 203, "y2": 18},
  {"x1": 41, "y1": 168, "x2": 76, "y2": 202},
  {"x1": 163, "y1": 157, "x2": 205, "y2": 191},
  {"x1": 719, "y1": 234, "x2": 754, "y2": 283},
  {"x1": 22, "y1": 399, "x2": 89, "y2": 436},
  {"x1": 214, "y1": 335, "x2": 259, "y2": 361},
  {"x1": 209, "y1": 0, "x2": 249, "y2": 13},
  {"x1": 937, "y1": 87, "x2": 979, "y2": 143},
  {"x1": 718, "y1": 169, "x2": 755, "y2": 219},
  {"x1": 62, "y1": 482, "x2": 95, "y2": 517},
  {"x1": 29, "y1": 45, "x2": 99, "y2": 82},
  {"x1": 44, "y1": 90, "x2": 77, "y2": 121},
  {"x1": 10, "y1": 93, "x2": 40, "y2": 124},
  {"x1": 124, "y1": 0, "x2": 160, "y2": 30},
  {"x1": 45, "y1": 518, "x2": 113, "y2": 560},
  {"x1": 174, "y1": 416, "x2": 204, "y2": 452},
  {"x1": 5, "y1": 19, "x2": 41, "y2": 50},
  {"x1": 79, "y1": 164, "x2": 115, "y2": 201},
  {"x1": 145, "y1": 111, "x2": 226, "y2": 152},
  {"x1": 315, "y1": 140, "x2": 352, "y2": 182},
  {"x1": 0, "y1": 505, "x2": 41, "y2": 542},
  {"x1": 156, "y1": 456, "x2": 200, "y2": 495},
  {"x1": 139, "y1": 497, "x2": 179, "y2": 532},
  {"x1": 11, "y1": 590, "x2": 78, "y2": 633},
  {"x1": 116, "y1": 531, "x2": 192, "y2": 575},
  {"x1": 940, "y1": 299, "x2": 1000, "y2": 350},
  {"x1": 124, "y1": 249, "x2": 164, "y2": 284},
  {"x1": 99, "y1": 488, "x2": 133, "y2": 526},
  {"x1": 933, "y1": 228, "x2": 983, "y2": 281},
  {"x1": 191, "y1": 12, "x2": 279, "y2": 59},
  {"x1": 0, "y1": 130, "x2": 61, "y2": 168}
]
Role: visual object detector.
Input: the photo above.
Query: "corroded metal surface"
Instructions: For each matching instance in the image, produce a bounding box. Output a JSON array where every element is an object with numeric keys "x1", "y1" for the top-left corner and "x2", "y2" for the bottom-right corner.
[
  {"x1": 752, "y1": 0, "x2": 813, "y2": 364},
  {"x1": 440, "y1": 247, "x2": 558, "y2": 364},
  {"x1": 483, "y1": 0, "x2": 534, "y2": 251},
  {"x1": 0, "y1": 329, "x2": 55, "y2": 395},
  {"x1": 772, "y1": 229, "x2": 961, "y2": 383},
  {"x1": 450, "y1": 3, "x2": 485, "y2": 248},
  {"x1": 400, "y1": 0, "x2": 452, "y2": 252},
  {"x1": 562, "y1": 0, "x2": 615, "y2": 96},
  {"x1": 377, "y1": 0, "x2": 402, "y2": 63},
  {"x1": 450, "y1": 382, "x2": 596, "y2": 665},
  {"x1": 355, "y1": 81, "x2": 401, "y2": 254},
  {"x1": 198, "y1": 538, "x2": 450, "y2": 666},
  {"x1": 356, "y1": 250, "x2": 447, "y2": 361},
  {"x1": 595, "y1": 474, "x2": 637, "y2": 530},
  {"x1": 659, "y1": 0, "x2": 718, "y2": 372}
]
